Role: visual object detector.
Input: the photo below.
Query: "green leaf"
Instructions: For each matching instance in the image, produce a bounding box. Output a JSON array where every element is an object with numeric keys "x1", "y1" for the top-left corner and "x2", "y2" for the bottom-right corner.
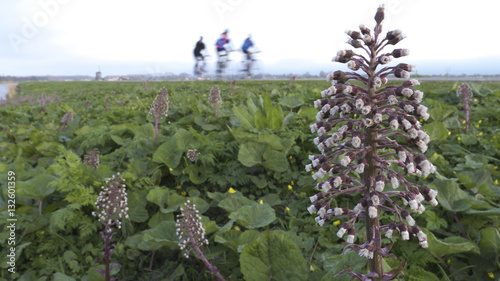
[
  {"x1": 240, "y1": 231, "x2": 308, "y2": 281},
  {"x1": 322, "y1": 249, "x2": 368, "y2": 281},
  {"x1": 423, "y1": 121, "x2": 448, "y2": 141},
  {"x1": 218, "y1": 193, "x2": 257, "y2": 213},
  {"x1": 432, "y1": 180, "x2": 471, "y2": 212},
  {"x1": 142, "y1": 221, "x2": 180, "y2": 248},
  {"x1": 53, "y1": 272, "x2": 76, "y2": 281},
  {"x1": 477, "y1": 228, "x2": 500, "y2": 260},
  {"x1": 278, "y1": 94, "x2": 304, "y2": 108},
  {"x1": 17, "y1": 174, "x2": 57, "y2": 199},
  {"x1": 233, "y1": 106, "x2": 254, "y2": 129},
  {"x1": 128, "y1": 191, "x2": 149, "y2": 223},
  {"x1": 152, "y1": 138, "x2": 183, "y2": 168},
  {"x1": 424, "y1": 229, "x2": 480, "y2": 257},
  {"x1": 146, "y1": 187, "x2": 170, "y2": 212},
  {"x1": 257, "y1": 132, "x2": 284, "y2": 150},
  {"x1": 238, "y1": 142, "x2": 267, "y2": 167},
  {"x1": 189, "y1": 197, "x2": 210, "y2": 214},
  {"x1": 262, "y1": 149, "x2": 289, "y2": 172},
  {"x1": 459, "y1": 134, "x2": 478, "y2": 145},
  {"x1": 268, "y1": 104, "x2": 284, "y2": 130},
  {"x1": 230, "y1": 204, "x2": 276, "y2": 229}
]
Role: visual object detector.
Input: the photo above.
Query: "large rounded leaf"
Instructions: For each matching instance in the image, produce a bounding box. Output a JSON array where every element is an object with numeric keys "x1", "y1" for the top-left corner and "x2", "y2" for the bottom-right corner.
[
  {"x1": 240, "y1": 231, "x2": 308, "y2": 281},
  {"x1": 17, "y1": 174, "x2": 56, "y2": 199},
  {"x1": 229, "y1": 204, "x2": 276, "y2": 229}
]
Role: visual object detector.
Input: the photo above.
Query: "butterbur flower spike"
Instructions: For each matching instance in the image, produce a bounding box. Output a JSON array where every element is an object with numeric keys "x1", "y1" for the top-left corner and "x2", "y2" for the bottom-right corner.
[
  {"x1": 149, "y1": 87, "x2": 169, "y2": 140},
  {"x1": 176, "y1": 201, "x2": 226, "y2": 281},
  {"x1": 209, "y1": 85, "x2": 223, "y2": 117},
  {"x1": 306, "y1": 5, "x2": 437, "y2": 280},
  {"x1": 92, "y1": 172, "x2": 128, "y2": 281}
]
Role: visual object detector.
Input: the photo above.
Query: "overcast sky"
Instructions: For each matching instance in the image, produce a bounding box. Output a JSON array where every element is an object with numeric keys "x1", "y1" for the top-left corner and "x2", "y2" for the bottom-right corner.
[{"x1": 1, "y1": 0, "x2": 499, "y2": 76}]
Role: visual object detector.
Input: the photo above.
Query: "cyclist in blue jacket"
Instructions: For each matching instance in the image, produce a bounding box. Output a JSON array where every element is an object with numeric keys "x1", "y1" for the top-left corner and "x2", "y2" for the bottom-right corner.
[{"x1": 242, "y1": 35, "x2": 254, "y2": 61}]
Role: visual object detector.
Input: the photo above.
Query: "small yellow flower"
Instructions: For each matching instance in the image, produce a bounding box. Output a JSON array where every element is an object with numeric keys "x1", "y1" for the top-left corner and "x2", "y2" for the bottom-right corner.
[
  {"x1": 479, "y1": 132, "x2": 483, "y2": 136},
  {"x1": 234, "y1": 226, "x2": 240, "y2": 231},
  {"x1": 289, "y1": 155, "x2": 293, "y2": 160},
  {"x1": 291, "y1": 180, "x2": 294, "y2": 185},
  {"x1": 457, "y1": 137, "x2": 461, "y2": 141},
  {"x1": 168, "y1": 121, "x2": 171, "y2": 124},
  {"x1": 288, "y1": 185, "x2": 293, "y2": 191},
  {"x1": 39, "y1": 254, "x2": 43, "y2": 258},
  {"x1": 495, "y1": 179, "x2": 499, "y2": 185},
  {"x1": 488, "y1": 272, "x2": 494, "y2": 279},
  {"x1": 433, "y1": 153, "x2": 437, "y2": 158},
  {"x1": 448, "y1": 131, "x2": 451, "y2": 135},
  {"x1": 447, "y1": 259, "x2": 451, "y2": 265},
  {"x1": 228, "y1": 187, "x2": 236, "y2": 194},
  {"x1": 479, "y1": 120, "x2": 483, "y2": 124},
  {"x1": 259, "y1": 200, "x2": 263, "y2": 204},
  {"x1": 181, "y1": 191, "x2": 187, "y2": 196},
  {"x1": 333, "y1": 220, "x2": 341, "y2": 226},
  {"x1": 169, "y1": 168, "x2": 173, "y2": 172},
  {"x1": 311, "y1": 171, "x2": 314, "y2": 175},
  {"x1": 310, "y1": 265, "x2": 315, "y2": 272},
  {"x1": 474, "y1": 98, "x2": 478, "y2": 102},
  {"x1": 494, "y1": 166, "x2": 498, "y2": 170},
  {"x1": 462, "y1": 120, "x2": 466, "y2": 125},
  {"x1": 176, "y1": 185, "x2": 182, "y2": 190},
  {"x1": 285, "y1": 207, "x2": 290, "y2": 212},
  {"x1": 420, "y1": 119, "x2": 423, "y2": 122},
  {"x1": 476, "y1": 124, "x2": 480, "y2": 129}
]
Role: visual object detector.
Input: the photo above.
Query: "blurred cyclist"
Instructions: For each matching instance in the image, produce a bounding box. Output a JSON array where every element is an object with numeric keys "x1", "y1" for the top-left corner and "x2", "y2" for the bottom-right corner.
[
  {"x1": 241, "y1": 34, "x2": 255, "y2": 74},
  {"x1": 241, "y1": 34, "x2": 254, "y2": 61},
  {"x1": 215, "y1": 29, "x2": 231, "y2": 74},
  {"x1": 193, "y1": 36, "x2": 206, "y2": 75}
]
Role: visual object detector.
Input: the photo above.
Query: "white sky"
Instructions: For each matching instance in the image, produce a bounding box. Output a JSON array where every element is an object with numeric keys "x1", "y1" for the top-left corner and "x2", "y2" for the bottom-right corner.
[{"x1": 1, "y1": 0, "x2": 500, "y2": 76}]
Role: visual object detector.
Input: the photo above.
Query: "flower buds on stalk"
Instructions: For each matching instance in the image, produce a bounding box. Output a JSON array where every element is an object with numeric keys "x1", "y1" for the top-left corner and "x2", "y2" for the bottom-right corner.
[{"x1": 306, "y1": 6, "x2": 439, "y2": 279}]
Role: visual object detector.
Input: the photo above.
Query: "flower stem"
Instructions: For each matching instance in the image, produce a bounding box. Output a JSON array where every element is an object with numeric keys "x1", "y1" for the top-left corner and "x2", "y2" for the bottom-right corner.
[{"x1": 364, "y1": 37, "x2": 384, "y2": 280}]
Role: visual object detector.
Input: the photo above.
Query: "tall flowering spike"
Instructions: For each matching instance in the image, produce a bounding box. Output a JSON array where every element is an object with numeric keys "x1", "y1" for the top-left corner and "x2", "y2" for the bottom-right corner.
[
  {"x1": 92, "y1": 172, "x2": 129, "y2": 281},
  {"x1": 306, "y1": 7, "x2": 437, "y2": 280},
  {"x1": 84, "y1": 148, "x2": 100, "y2": 169},
  {"x1": 175, "y1": 201, "x2": 227, "y2": 281},
  {"x1": 209, "y1": 85, "x2": 223, "y2": 117},
  {"x1": 457, "y1": 83, "x2": 472, "y2": 133},
  {"x1": 92, "y1": 172, "x2": 129, "y2": 230},
  {"x1": 176, "y1": 200, "x2": 209, "y2": 258},
  {"x1": 149, "y1": 87, "x2": 170, "y2": 118},
  {"x1": 149, "y1": 87, "x2": 170, "y2": 140},
  {"x1": 60, "y1": 111, "x2": 74, "y2": 131}
]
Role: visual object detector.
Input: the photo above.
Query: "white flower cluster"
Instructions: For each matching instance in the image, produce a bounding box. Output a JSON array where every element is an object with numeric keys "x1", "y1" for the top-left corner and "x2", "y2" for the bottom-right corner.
[
  {"x1": 149, "y1": 87, "x2": 169, "y2": 117},
  {"x1": 209, "y1": 85, "x2": 222, "y2": 104},
  {"x1": 92, "y1": 172, "x2": 129, "y2": 232},
  {"x1": 176, "y1": 200, "x2": 209, "y2": 259},
  {"x1": 187, "y1": 149, "x2": 201, "y2": 162}
]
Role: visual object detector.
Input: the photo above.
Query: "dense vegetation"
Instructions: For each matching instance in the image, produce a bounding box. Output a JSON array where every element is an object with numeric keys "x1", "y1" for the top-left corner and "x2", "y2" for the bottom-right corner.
[{"x1": 0, "y1": 80, "x2": 499, "y2": 281}]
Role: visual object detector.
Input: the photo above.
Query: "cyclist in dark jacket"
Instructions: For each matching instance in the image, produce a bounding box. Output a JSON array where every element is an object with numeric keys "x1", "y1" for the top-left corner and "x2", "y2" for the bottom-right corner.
[{"x1": 193, "y1": 37, "x2": 206, "y2": 75}]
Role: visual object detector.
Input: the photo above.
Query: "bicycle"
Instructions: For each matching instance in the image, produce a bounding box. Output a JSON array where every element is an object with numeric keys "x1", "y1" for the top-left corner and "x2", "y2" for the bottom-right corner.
[
  {"x1": 239, "y1": 50, "x2": 261, "y2": 79},
  {"x1": 194, "y1": 55, "x2": 210, "y2": 78},
  {"x1": 215, "y1": 50, "x2": 234, "y2": 79}
]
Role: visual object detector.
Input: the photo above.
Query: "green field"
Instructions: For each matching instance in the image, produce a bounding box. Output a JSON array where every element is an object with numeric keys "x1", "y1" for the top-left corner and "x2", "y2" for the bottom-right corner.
[{"x1": 1, "y1": 80, "x2": 500, "y2": 281}]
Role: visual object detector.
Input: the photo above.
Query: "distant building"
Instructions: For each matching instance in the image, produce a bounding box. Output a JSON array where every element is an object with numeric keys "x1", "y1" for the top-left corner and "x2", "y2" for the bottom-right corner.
[{"x1": 95, "y1": 71, "x2": 102, "y2": 81}]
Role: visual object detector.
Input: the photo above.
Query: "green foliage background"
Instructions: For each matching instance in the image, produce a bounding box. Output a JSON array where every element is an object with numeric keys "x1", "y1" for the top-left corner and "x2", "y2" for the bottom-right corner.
[{"x1": 0, "y1": 80, "x2": 499, "y2": 280}]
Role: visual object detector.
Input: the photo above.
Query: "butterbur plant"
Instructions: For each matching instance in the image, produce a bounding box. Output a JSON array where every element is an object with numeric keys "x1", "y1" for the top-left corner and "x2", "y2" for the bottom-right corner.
[
  {"x1": 92, "y1": 172, "x2": 129, "y2": 281},
  {"x1": 457, "y1": 83, "x2": 472, "y2": 133},
  {"x1": 176, "y1": 201, "x2": 226, "y2": 281},
  {"x1": 306, "y1": 5, "x2": 438, "y2": 280},
  {"x1": 209, "y1": 85, "x2": 222, "y2": 117},
  {"x1": 149, "y1": 87, "x2": 169, "y2": 141},
  {"x1": 84, "y1": 148, "x2": 100, "y2": 169},
  {"x1": 187, "y1": 149, "x2": 201, "y2": 162}
]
